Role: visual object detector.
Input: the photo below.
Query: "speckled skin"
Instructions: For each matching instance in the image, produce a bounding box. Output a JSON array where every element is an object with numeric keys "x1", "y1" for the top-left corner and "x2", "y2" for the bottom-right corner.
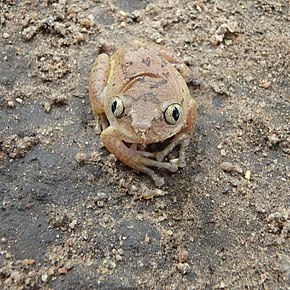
[{"x1": 89, "y1": 41, "x2": 197, "y2": 186}]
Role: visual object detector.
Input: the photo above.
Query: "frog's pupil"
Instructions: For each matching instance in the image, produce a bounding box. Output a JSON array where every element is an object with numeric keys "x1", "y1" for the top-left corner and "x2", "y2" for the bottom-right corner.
[
  {"x1": 172, "y1": 107, "x2": 180, "y2": 121},
  {"x1": 112, "y1": 100, "x2": 117, "y2": 113}
]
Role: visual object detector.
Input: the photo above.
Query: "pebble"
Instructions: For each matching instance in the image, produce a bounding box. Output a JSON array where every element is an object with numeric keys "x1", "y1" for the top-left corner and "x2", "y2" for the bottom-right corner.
[
  {"x1": 115, "y1": 254, "x2": 123, "y2": 261},
  {"x1": 177, "y1": 248, "x2": 189, "y2": 263},
  {"x1": 220, "y1": 162, "x2": 243, "y2": 174},
  {"x1": 69, "y1": 219, "x2": 77, "y2": 229},
  {"x1": 3, "y1": 32, "x2": 10, "y2": 39},
  {"x1": 244, "y1": 170, "x2": 251, "y2": 180},
  {"x1": 23, "y1": 25, "x2": 37, "y2": 40},
  {"x1": 220, "y1": 161, "x2": 235, "y2": 172},
  {"x1": 75, "y1": 152, "x2": 87, "y2": 164},
  {"x1": 23, "y1": 258, "x2": 35, "y2": 265},
  {"x1": 58, "y1": 267, "x2": 68, "y2": 274},
  {"x1": 260, "y1": 80, "x2": 271, "y2": 89},
  {"x1": 41, "y1": 274, "x2": 48, "y2": 282},
  {"x1": 176, "y1": 262, "x2": 191, "y2": 274},
  {"x1": 230, "y1": 178, "x2": 240, "y2": 187}
]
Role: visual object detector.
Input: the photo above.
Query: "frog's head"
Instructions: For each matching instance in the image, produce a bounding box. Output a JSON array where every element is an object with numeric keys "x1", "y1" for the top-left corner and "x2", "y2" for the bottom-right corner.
[{"x1": 104, "y1": 75, "x2": 190, "y2": 144}]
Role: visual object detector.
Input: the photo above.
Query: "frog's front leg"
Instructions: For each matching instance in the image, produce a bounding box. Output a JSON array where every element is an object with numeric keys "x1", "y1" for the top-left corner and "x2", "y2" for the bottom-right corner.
[
  {"x1": 155, "y1": 99, "x2": 197, "y2": 167},
  {"x1": 101, "y1": 127, "x2": 179, "y2": 186},
  {"x1": 89, "y1": 53, "x2": 110, "y2": 134}
]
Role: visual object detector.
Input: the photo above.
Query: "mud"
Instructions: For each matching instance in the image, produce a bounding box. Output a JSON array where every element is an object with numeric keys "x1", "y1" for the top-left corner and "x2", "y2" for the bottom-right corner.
[{"x1": 0, "y1": 0, "x2": 289, "y2": 289}]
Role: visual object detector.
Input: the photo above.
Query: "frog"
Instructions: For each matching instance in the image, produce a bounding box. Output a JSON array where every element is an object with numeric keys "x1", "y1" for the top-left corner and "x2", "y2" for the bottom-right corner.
[{"x1": 89, "y1": 40, "x2": 197, "y2": 186}]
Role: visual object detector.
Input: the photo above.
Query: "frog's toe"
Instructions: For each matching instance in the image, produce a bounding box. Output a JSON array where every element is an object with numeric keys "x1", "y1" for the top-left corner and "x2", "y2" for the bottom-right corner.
[
  {"x1": 95, "y1": 119, "x2": 102, "y2": 134},
  {"x1": 155, "y1": 151, "x2": 167, "y2": 162},
  {"x1": 140, "y1": 166, "x2": 164, "y2": 187},
  {"x1": 171, "y1": 158, "x2": 186, "y2": 168},
  {"x1": 153, "y1": 175, "x2": 165, "y2": 187}
]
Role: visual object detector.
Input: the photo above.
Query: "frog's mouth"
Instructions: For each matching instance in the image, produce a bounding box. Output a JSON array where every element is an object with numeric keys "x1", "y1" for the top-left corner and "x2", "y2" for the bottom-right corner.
[{"x1": 120, "y1": 72, "x2": 163, "y2": 94}]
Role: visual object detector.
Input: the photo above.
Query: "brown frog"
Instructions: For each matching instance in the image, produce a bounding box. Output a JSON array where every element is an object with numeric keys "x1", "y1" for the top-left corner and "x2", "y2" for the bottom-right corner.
[{"x1": 89, "y1": 41, "x2": 197, "y2": 186}]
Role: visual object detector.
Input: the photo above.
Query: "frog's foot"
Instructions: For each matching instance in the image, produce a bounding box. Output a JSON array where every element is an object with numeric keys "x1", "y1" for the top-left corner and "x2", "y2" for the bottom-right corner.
[
  {"x1": 140, "y1": 166, "x2": 164, "y2": 187},
  {"x1": 94, "y1": 113, "x2": 109, "y2": 134},
  {"x1": 137, "y1": 155, "x2": 178, "y2": 173},
  {"x1": 170, "y1": 140, "x2": 189, "y2": 168},
  {"x1": 101, "y1": 127, "x2": 178, "y2": 186},
  {"x1": 155, "y1": 134, "x2": 190, "y2": 167},
  {"x1": 135, "y1": 156, "x2": 178, "y2": 187}
]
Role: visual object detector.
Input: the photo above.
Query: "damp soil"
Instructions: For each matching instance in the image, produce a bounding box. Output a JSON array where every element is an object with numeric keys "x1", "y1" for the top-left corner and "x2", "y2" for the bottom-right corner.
[{"x1": 0, "y1": 0, "x2": 289, "y2": 289}]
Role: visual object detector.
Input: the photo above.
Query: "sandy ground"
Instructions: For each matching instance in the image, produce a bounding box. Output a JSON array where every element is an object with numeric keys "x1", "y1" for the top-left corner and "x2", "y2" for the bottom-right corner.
[{"x1": 0, "y1": 0, "x2": 289, "y2": 289}]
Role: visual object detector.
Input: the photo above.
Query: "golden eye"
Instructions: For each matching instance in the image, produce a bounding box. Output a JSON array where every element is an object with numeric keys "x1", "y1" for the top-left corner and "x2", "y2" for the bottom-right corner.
[
  {"x1": 111, "y1": 97, "x2": 124, "y2": 118},
  {"x1": 164, "y1": 103, "x2": 183, "y2": 125}
]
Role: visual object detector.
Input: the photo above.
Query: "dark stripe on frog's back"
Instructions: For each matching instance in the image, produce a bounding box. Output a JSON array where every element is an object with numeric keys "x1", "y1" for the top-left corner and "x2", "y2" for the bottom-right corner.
[
  {"x1": 150, "y1": 79, "x2": 168, "y2": 89},
  {"x1": 130, "y1": 77, "x2": 169, "y2": 104},
  {"x1": 121, "y1": 46, "x2": 169, "y2": 80},
  {"x1": 136, "y1": 92, "x2": 160, "y2": 104}
]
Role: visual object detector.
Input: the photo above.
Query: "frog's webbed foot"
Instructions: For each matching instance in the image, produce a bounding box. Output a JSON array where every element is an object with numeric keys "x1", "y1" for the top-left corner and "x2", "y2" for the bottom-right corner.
[{"x1": 94, "y1": 113, "x2": 109, "y2": 134}]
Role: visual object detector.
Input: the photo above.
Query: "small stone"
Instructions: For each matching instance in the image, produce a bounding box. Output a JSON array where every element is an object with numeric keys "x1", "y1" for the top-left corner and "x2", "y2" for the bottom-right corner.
[
  {"x1": 244, "y1": 170, "x2": 251, "y2": 180},
  {"x1": 23, "y1": 25, "x2": 37, "y2": 40},
  {"x1": 5, "y1": 252, "x2": 12, "y2": 259},
  {"x1": 43, "y1": 101, "x2": 52, "y2": 112},
  {"x1": 220, "y1": 281, "x2": 227, "y2": 288},
  {"x1": 233, "y1": 164, "x2": 243, "y2": 174},
  {"x1": 221, "y1": 162, "x2": 243, "y2": 174},
  {"x1": 64, "y1": 262, "x2": 74, "y2": 270},
  {"x1": 119, "y1": 10, "x2": 128, "y2": 17},
  {"x1": 144, "y1": 235, "x2": 150, "y2": 243},
  {"x1": 66, "y1": 238, "x2": 73, "y2": 247},
  {"x1": 41, "y1": 274, "x2": 48, "y2": 282},
  {"x1": 79, "y1": 18, "x2": 92, "y2": 29},
  {"x1": 115, "y1": 254, "x2": 123, "y2": 261},
  {"x1": 278, "y1": 254, "x2": 290, "y2": 273},
  {"x1": 7, "y1": 101, "x2": 15, "y2": 108},
  {"x1": 69, "y1": 219, "x2": 77, "y2": 229},
  {"x1": 217, "y1": 143, "x2": 223, "y2": 149},
  {"x1": 1, "y1": 237, "x2": 7, "y2": 244},
  {"x1": 176, "y1": 262, "x2": 191, "y2": 274},
  {"x1": 3, "y1": 32, "x2": 10, "y2": 39},
  {"x1": 103, "y1": 258, "x2": 116, "y2": 269},
  {"x1": 230, "y1": 178, "x2": 240, "y2": 187},
  {"x1": 118, "y1": 249, "x2": 124, "y2": 255},
  {"x1": 220, "y1": 149, "x2": 226, "y2": 156},
  {"x1": 155, "y1": 38, "x2": 164, "y2": 44},
  {"x1": 244, "y1": 75, "x2": 254, "y2": 82},
  {"x1": 75, "y1": 152, "x2": 87, "y2": 164},
  {"x1": 177, "y1": 248, "x2": 189, "y2": 263},
  {"x1": 16, "y1": 98, "x2": 23, "y2": 104},
  {"x1": 90, "y1": 151, "x2": 101, "y2": 163},
  {"x1": 58, "y1": 267, "x2": 68, "y2": 274},
  {"x1": 260, "y1": 80, "x2": 271, "y2": 89},
  {"x1": 220, "y1": 161, "x2": 235, "y2": 172},
  {"x1": 97, "y1": 200, "x2": 104, "y2": 208},
  {"x1": 23, "y1": 258, "x2": 35, "y2": 265}
]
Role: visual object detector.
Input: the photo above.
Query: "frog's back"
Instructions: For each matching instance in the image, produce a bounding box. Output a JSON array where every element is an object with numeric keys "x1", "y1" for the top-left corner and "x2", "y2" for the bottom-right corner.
[{"x1": 112, "y1": 44, "x2": 172, "y2": 81}]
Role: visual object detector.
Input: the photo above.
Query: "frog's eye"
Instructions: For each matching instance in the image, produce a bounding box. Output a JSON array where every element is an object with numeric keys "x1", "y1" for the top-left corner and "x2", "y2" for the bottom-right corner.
[
  {"x1": 111, "y1": 97, "x2": 124, "y2": 118},
  {"x1": 164, "y1": 103, "x2": 183, "y2": 125}
]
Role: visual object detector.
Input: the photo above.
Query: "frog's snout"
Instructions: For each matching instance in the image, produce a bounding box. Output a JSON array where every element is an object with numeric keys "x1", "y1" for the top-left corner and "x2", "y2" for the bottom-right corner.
[{"x1": 131, "y1": 119, "x2": 151, "y2": 133}]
